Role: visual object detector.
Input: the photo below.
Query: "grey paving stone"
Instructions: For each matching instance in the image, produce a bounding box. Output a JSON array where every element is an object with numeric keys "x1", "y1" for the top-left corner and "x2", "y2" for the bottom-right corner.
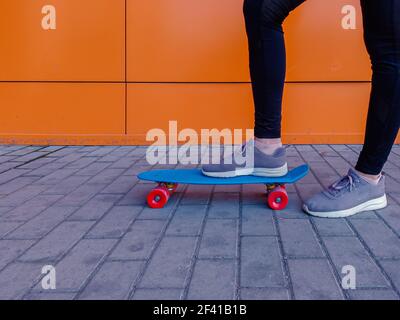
[
  {"x1": 339, "y1": 151, "x2": 359, "y2": 165},
  {"x1": 214, "y1": 184, "x2": 241, "y2": 192},
  {"x1": 139, "y1": 236, "x2": 197, "y2": 288},
  {"x1": 138, "y1": 195, "x2": 181, "y2": 220},
  {"x1": 348, "y1": 211, "x2": 379, "y2": 220},
  {"x1": 242, "y1": 184, "x2": 266, "y2": 206},
  {"x1": 242, "y1": 205, "x2": 275, "y2": 236},
  {"x1": 0, "y1": 194, "x2": 62, "y2": 222},
  {"x1": 7, "y1": 147, "x2": 38, "y2": 156},
  {"x1": 86, "y1": 206, "x2": 141, "y2": 239},
  {"x1": 181, "y1": 185, "x2": 212, "y2": 205},
  {"x1": 295, "y1": 170, "x2": 319, "y2": 185},
  {"x1": 385, "y1": 176, "x2": 400, "y2": 194},
  {"x1": 42, "y1": 175, "x2": 92, "y2": 195},
  {"x1": 79, "y1": 261, "x2": 143, "y2": 300},
  {"x1": 350, "y1": 219, "x2": 400, "y2": 259},
  {"x1": 241, "y1": 236, "x2": 285, "y2": 287},
  {"x1": 0, "y1": 155, "x2": 18, "y2": 164},
  {"x1": 56, "y1": 183, "x2": 109, "y2": 207},
  {"x1": 32, "y1": 239, "x2": 116, "y2": 292},
  {"x1": 75, "y1": 162, "x2": 111, "y2": 176},
  {"x1": 13, "y1": 152, "x2": 47, "y2": 163},
  {"x1": 98, "y1": 154, "x2": 123, "y2": 163},
  {"x1": 0, "y1": 262, "x2": 43, "y2": 299},
  {"x1": 377, "y1": 203, "x2": 400, "y2": 235},
  {"x1": 240, "y1": 288, "x2": 290, "y2": 300},
  {"x1": 313, "y1": 145, "x2": 340, "y2": 157},
  {"x1": 101, "y1": 175, "x2": 136, "y2": 194},
  {"x1": 25, "y1": 162, "x2": 65, "y2": 177},
  {"x1": 0, "y1": 162, "x2": 20, "y2": 173},
  {"x1": 38, "y1": 146, "x2": 65, "y2": 153},
  {"x1": 0, "y1": 221, "x2": 20, "y2": 238},
  {"x1": 380, "y1": 260, "x2": 400, "y2": 293},
  {"x1": 35, "y1": 168, "x2": 78, "y2": 185},
  {"x1": 348, "y1": 289, "x2": 399, "y2": 300},
  {"x1": 312, "y1": 218, "x2": 354, "y2": 236},
  {"x1": 127, "y1": 147, "x2": 147, "y2": 157},
  {"x1": 208, "y1": 193, "x2": 240, "y2": 219},
  {"x1": 132, "y1": 288, "x2": 182, "y2": 300},
  {"x1": 64, "y1": 156, "x2": 99, "y2": 169},
  {"x1": 311, "y1": 165, "x2": 340, "y2": 188},
  {"x1": 52, "y1": 153, "x2": 85, "y2": 165},
  {"x1": 296, "y1": 184, "x2": 323, "y2": 203},
  {"x1": 85, "y1": 168, "x2": 124, "y2": 186},
  {"x1": 19, "y1": 221, "x2": 94, "y2": 262},
  {"x1": 0, "y1": 206, "x2": 12, "y2": 216},
  {"x1": 110, "y1": 156, "x2": 139, "y2": 169},
  {"x1": 0, "y1": 239, "x2": 34, "y2": 270},
  {"x1": 110, "y1": 220, "x2": 165, "y2": 260},
  {"x1": 86, "y1": 146, "x2": 118, "y2": 157},
  {"x1": 166, "y1": 205, "x2": 206, "y2": 236},
  {"x1": 24, "y1": 292, "x2": 76, "y2": 300},
  {"x1": 74, "y1": 146, "x2": 98, "y2": 153},
  {"x1": 274, "y1": 192, "x2": 306, "y2": 219},
  {"x1": 0, "y1": 176, "x2": 40, "y2": 195},
  {"x1": 323, "y1": 237, "x2": 389, "y2": 288},
  {"x1": 118, "y1": 184, "x2": 151, "y2": 206},
  {"x1": 124, "y1": 164, "x2": 154, "y2": 176},
  {"x1": 390, "y1": 193, "x2": 400, "y2": 204},
  {"x1": 187, "y1": 259, "x2": 236, "y2": 300},
  {"x1": 0, "y1": 184, "x2": 48, "y2": 207},
  {"x1": 18, "y1": 157, "x2": 55, "y2": 170},
  {"x1": 68, "y1": 194, "x2": 122, "y2": 221},
  {"x1": 289, "y1": 259, "x2": 344, "y2": 300},
  {"x1": 278, "y1": 219, "x2": 325, "y2": 258},
  {"x1": 6, "y1": 206, "x2": 78, "y2": 240},
  {"x1": 199, "y1": 219, "x2": 237, "y2": 258},
  {"x1": 323, "y1": 156, "x2": 351, "y2": 171}
]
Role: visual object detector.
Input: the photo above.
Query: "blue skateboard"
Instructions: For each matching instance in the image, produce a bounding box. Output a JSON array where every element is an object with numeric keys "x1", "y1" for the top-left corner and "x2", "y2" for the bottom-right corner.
[{"x1": 138, "y1": 164, "x2": 309, "y2": 210}]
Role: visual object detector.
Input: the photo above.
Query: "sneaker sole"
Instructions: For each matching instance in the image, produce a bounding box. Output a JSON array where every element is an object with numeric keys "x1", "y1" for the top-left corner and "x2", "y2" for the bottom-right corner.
[
  {"x1": 303, "y1": 194, "x2": 388, "y2": 218},
  {"x1": 253, "y1": 163, "x2": 288, "y2": 177},
  {"x1": 202, "y1": 163, "x2": 288, "y2": 178}
]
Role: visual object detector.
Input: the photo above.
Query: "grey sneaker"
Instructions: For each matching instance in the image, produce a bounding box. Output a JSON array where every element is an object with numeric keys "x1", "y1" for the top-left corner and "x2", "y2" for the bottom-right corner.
[
  {"x1": 303, "y1": 169, "x2": 387, "y2": 218},
  {"x1": 201, "y1": 141, "x2": 288, "y2": 178}
]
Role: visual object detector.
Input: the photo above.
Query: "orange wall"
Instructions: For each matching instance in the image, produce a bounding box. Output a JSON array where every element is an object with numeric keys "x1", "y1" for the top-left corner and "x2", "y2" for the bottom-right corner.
[{"x1": 0, "y1": 0, "x2": 398, "y2": 145}]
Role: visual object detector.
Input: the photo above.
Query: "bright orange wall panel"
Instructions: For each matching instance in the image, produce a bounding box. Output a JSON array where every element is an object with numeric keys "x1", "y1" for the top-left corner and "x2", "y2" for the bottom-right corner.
[
  {"x1": 128, "y1": 0, "x2": 371, "y2": 82},
  {"x1": 127, "y1": 83, "x2": 376, "y2": 144},
  {"x1": 0, "y1": 0, "x2": 125, "y2": 81},
  {"x1": 127, "y1": 0, "x2": 248, "y2": 83},
  {"x1": 286, "y1": 0, "x2": 371, "y2": 81},
  {"x1": 0, "y1": 83, "x2": 125, "y2": 135}
]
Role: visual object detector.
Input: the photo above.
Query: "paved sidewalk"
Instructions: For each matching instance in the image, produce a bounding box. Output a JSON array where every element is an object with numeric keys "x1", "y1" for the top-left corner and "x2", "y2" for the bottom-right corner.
[{"x1": 0, "y1": 144, "x2": 399, "y2": 300}]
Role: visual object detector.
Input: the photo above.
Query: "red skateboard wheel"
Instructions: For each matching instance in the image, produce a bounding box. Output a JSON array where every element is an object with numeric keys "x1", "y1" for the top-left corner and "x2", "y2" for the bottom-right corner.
[
  {"x1": 147, "y1": 187, "x2": 170, "y2": 209},
  {"x1": 267, "y1": 186, "x2": 289, "y2": 210}
]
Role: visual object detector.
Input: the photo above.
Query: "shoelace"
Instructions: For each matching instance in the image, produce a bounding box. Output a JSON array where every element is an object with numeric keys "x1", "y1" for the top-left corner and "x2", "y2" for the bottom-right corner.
[{"x1": 328, "y1": 174, "x2": 358, "y2": 197}]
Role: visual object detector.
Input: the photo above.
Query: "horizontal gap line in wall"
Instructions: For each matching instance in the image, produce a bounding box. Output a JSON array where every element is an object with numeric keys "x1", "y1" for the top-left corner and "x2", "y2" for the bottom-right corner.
[{"x1": 0, "y1": 80, "x2": 372, "y2": 84}]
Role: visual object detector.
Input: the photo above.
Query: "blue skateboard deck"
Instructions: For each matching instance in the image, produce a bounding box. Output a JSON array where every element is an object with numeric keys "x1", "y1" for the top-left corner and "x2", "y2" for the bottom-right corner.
[
  {"x1": 139, "y1": 164, "x2": 309, "y2": 185},
  {"x1": 139, "y1": 165, "x2": 309, "y2": 210}
]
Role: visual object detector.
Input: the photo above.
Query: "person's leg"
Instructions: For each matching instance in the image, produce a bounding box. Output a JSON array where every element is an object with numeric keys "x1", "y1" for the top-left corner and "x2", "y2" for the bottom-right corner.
[
  {"x1": 243, "y1": 0, "x2": 306, "y2": 154},
  {"x1": 303, "y1": 1, "x2": 399, "y2": 218},
  {"x1": 202, "y1": 0, "x2": 305, "y2": 178},
  {"x1": 355, "y1": 0, "x2": 400, "y2": 177}
]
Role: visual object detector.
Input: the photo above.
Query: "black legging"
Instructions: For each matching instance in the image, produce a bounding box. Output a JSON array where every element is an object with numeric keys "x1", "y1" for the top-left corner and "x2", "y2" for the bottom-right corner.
[{"x1": 243, "y1": 0, "x2": 400, "y2": 175}]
